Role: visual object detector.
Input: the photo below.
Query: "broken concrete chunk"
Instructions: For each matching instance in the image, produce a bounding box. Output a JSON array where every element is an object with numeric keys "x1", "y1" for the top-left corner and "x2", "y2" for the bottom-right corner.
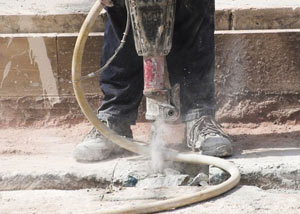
[
  {"x1": 209, "y1": 166, "x2": 230, "y2": 185},
  {"x1": 136, "y1": 173, "x2": 189, "y2": 188}
]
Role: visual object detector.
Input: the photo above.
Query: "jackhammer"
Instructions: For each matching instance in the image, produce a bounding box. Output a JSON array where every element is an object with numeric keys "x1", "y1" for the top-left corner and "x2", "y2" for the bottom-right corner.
[
  {"x1": 129, "y1": 0, "x2": 180, "y2": 123},
  {"x1": 72, "y1": 0, "x2": 240, "y2": 213}
]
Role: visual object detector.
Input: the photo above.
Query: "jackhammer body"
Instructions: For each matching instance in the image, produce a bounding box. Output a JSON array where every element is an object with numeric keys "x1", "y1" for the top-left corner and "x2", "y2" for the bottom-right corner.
[{"x1": 126, "y1": 0, "x2": 180, "y2": 123}]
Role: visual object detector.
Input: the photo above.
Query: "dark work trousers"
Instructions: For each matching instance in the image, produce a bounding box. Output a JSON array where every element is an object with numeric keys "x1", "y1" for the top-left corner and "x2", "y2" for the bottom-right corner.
[{"x1": 98, "y1": 0, "x2": 216, "y2": 125}]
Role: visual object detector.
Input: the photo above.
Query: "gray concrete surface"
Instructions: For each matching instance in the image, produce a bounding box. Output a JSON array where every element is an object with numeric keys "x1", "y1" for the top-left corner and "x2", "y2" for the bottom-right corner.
[
  {"x1": 0, "y1": 123, "x2": 299, "y2": 213},
  {"x1": 0, "y1": 123, "x2": 299, "y2": 191},
  {"x1": 217, "y1": 0, "x2": 300, "y2": 9},
  {"x1": 1, "y1": 148, "x2": 299, "y2": 191},
  {"x1": 1, "y1": 0, "x2": 300, "y2": 15},
  {"x1": 1, "y1": 186, "x2": 300, "y2": 214},
  {"x1": 1, "y1": 0, "x2": 300, "y2": 33}
]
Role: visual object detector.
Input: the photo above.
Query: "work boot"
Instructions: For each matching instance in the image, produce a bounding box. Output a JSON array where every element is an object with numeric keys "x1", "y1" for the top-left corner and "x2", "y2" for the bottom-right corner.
[
  {"x1": 73, "y1": 121, "x2": 133, "y2": 162},
  {"x1": 186, "y1": 115, "x2": 233, "y2": 157}
]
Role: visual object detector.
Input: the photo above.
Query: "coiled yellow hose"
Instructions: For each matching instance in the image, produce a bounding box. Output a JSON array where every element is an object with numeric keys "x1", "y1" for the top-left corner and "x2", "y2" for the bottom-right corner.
[{"x1": 72, "y1": 1, "x2": 240, "y2": 213}]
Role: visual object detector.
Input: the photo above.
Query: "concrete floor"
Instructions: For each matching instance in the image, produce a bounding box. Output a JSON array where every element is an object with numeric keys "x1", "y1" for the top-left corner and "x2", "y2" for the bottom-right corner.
[
  {"x1": 1, "y1": 186, "x2": 300, "y2": 214},
  {"x1": 0, "y1": 122, "x2": 299, "y2": 213}
]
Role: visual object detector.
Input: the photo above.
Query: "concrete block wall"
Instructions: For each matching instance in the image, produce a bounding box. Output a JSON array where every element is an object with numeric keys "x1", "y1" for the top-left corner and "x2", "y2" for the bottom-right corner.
[
  {"x1": 215, "y1": 30, "x2": 300, "y2": 123},
  {"x1": 1, "y1": 5, "x2": 300, "y2": 126},
  {"x1": 0, "y1": 33, "x2": 103, "y2": 126}
]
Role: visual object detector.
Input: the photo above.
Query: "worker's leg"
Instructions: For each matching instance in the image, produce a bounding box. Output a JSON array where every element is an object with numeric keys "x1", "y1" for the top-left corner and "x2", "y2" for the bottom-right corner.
[
  {"x1": 167, "y1": 0, "x2": 232, "y2": 157},
  {"x1": 98, "y1": 4, "x2": 143, "y2": 126},
  {"x1": 73, "y1": 4, "x2": 143, "y2": 162},
  {"x1": 167, "y1": 0, "x2": 215, "y2": 120}
]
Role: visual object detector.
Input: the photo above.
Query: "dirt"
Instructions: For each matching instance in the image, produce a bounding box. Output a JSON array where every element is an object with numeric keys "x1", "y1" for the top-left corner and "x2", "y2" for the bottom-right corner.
[
  {"x1": 1, "y1": 122, "x2": 299, "y2": 156},
  {"x1": 0, "y1": 122, "x2": 92, "y2": 156}
]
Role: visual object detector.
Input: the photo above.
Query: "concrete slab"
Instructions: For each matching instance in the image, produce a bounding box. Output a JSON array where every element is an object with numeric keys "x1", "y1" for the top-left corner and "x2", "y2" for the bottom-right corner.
[
  {"x1": 0, "y1": 14, "x2": 105, "y2": 34},
  {"x1": 231, "y1": 8, "x2": 300, "y2": 30},
  {"x1": 1, "y1": 0, "x2": 300, "y2": 33},
  {"x1": 0, "y1": 123, "x2": 299, "y2": 191},
  {"x1": 1, "y1": 0, "x2": 300, "y2": 15},
  {"x1": 216, "y1": 0, "x2": 300, "y2": 10},
  {"x1": 0, "y1": 0, "x2": 95, "y2": 15},
  {"x1": 1, "y1": 186, "x2": 300, "y2": 213}
]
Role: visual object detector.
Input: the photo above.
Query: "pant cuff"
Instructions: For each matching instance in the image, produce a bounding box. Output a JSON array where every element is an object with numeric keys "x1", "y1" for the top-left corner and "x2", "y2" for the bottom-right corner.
[
  {"x1": 182, "y1": 107, "x2": 216, "y2": 122},
  {"x1": 97, "y1": 111, "x2": 137, "y2": 125}
]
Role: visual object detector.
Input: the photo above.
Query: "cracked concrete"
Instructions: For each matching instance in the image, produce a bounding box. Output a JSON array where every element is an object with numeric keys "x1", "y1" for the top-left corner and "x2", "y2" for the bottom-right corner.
[{"x1": 1, "y1": 186, "x2": 300, "y2": 213}]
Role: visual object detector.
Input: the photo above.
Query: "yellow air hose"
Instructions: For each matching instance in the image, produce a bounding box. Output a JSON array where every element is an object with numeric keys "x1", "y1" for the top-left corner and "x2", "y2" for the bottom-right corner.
[{"x1": 72, "y1": 1, "x2": 241, "y2": 213}]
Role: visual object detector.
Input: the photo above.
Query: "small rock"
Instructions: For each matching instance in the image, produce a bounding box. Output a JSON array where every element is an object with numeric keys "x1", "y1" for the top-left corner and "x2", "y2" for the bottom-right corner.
[
  {"x1": 136, "y1": 174, "x2": 189, "y2": 188},
  {"x1": 209, "y1": 166, "x2": 230, "y2": 185},
  {"x1": 188, "y1": 173, "x2": 209, "y2": 186},
  {"x1": 123, "y1": 175, "x2": 138, "y2": 187}
]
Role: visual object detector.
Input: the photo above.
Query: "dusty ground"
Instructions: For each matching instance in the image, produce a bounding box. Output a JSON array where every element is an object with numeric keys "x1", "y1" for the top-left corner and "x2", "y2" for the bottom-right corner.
[
  {"x1": 1, "y1": 122, "x2": 300, "y2": 158},
  {"x1": 0, "y1": 122, "x2": 299, "y2": 213},
  {"x1": 1, "y1": 186, "x2": 300, "y2": 214}
]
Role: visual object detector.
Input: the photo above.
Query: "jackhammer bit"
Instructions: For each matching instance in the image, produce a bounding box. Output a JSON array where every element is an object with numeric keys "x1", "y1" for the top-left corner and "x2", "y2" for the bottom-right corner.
[{"x1": 126, "y1": 0, "x2": 180, "y2": 123}]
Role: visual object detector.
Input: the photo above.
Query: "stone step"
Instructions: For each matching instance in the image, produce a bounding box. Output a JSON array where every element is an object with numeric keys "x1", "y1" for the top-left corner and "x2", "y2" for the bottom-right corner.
[
  {"x1": 0, "y1": 1, "x2": 300, "y2": 33},
  {"x1": 1, "y1": 29, "x2": 300, "y2": 126},
  {"x1": 214, "y1": 29, "x2": 300, "y2": 123},
  {"x1": 3, "y1": 8, "x2": 300, "y2": 34},
  {"x1": 0, "y1": 33, "x2": 103, "y2": 98},
  {"x1": 1, "y1": 0, "x2": 299, "y2": 16},
  {"x1": 0, "y1": 14, "x2": 106, "y2": 34}
]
